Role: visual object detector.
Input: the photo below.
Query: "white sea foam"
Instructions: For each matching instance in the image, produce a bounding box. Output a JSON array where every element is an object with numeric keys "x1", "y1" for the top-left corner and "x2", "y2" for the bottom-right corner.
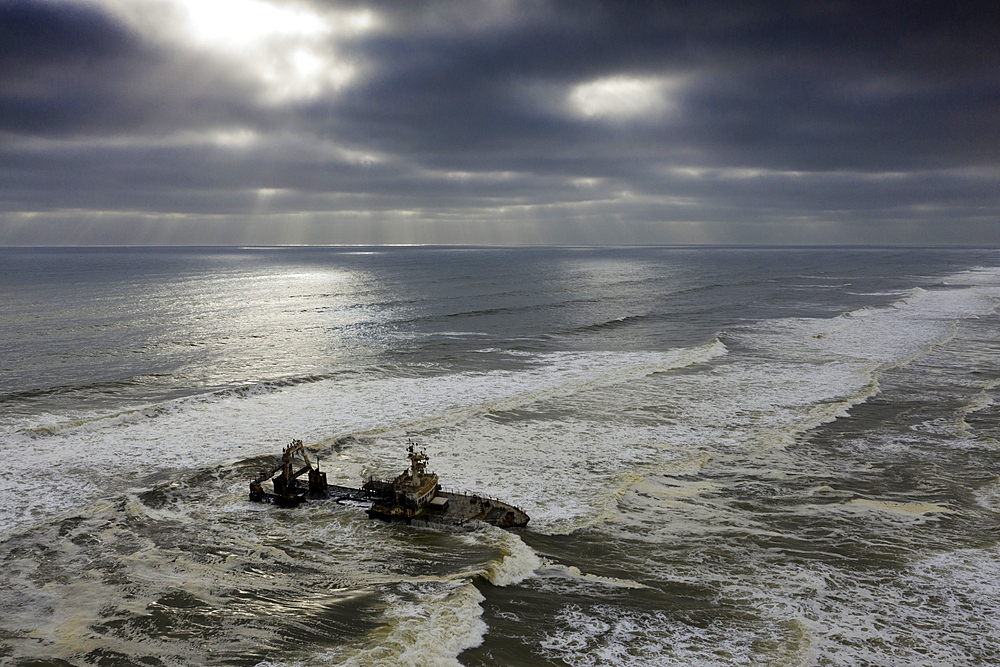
[
  {"x1": 535, "y1": 542, "x2": 1000, "y2": 666},
  {"x1": 426, "y1": 280, "x2": 997, "y2": 539},
  {"x1": 942, "y1": 265, "x2": 1000, "y2": 288},
  {"x1": 536, "y1": 562, "x2": 648, "y2": 589},
  {"x1": 7, "y1": 278, "x2": 991, "y2": 538},
  {"x1": 974, "y1": 477, "x2": 1000, "y2": 513},
  {"x1": 739, "y1": 285, "x2": 995, "y2": 365},
  {"x1": 539, "y1": 603, "x2": 809, "y2": 667},
  {"x1": 0, "y1": 479, "x2": 495, "y2": 665},
  {"x1": 323, "y1": 582, "x2": 487, "y2": 667},
  {"x1": 408, "y1": 349, "x2": 882, "y2": 533},
  {"x1": 735, "y1": 546, "x2": 1000, "y2": 665},
  {"x1": 0, "y1": 341, "x2": 726, "y2": 535},
  {"x1": 443, "y1": 280, "x2": 1000, "y2": 534},
  {"x1": 463, "y1": 525, "x2": 541, "y2": 586}
]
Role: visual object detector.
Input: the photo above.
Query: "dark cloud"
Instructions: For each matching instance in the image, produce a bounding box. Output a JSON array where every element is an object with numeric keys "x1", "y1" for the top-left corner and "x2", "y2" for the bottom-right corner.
[
  {"x1": 0, "y1": 0, "x2": 998, "y2": 245},
  {"x1": 0, "y1": 1, "x2": 144, "y2": 134},
  {"x1": 0, "y1": 0, "x2": 269, "y2": 137},
  {"x1": 322, "y1": 0, "x2": 1000, "y2": 171}
]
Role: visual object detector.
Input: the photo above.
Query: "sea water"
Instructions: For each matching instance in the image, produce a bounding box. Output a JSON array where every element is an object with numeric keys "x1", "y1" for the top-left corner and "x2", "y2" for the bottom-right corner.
[{"x1": 1, "y1": 246, "x2": 999, "y2": 666}]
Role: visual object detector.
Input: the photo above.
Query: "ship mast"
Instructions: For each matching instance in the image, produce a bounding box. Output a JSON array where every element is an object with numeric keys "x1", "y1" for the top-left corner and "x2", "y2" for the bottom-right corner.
[{"x1": 407, "y1": 440, "x2": 429, "y2": 479}]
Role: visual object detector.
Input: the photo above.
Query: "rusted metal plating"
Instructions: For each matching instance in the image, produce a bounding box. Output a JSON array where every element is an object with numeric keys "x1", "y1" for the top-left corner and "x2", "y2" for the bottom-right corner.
[{"x1": 250, "y1": 439, "x2": 529, "y2": 528}]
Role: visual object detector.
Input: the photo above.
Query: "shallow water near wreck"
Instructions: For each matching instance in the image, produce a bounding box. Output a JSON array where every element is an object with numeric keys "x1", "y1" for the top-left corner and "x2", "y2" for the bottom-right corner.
[{"x1": 3, "y1": 246, "x2": 1000, "y2": 666}]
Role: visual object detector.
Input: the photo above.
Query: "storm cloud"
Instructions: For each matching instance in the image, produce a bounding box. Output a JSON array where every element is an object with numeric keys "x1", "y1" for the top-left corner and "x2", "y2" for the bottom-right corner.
[{"x1": 1, "y1": 0, "x2": 998, "y2": 245}]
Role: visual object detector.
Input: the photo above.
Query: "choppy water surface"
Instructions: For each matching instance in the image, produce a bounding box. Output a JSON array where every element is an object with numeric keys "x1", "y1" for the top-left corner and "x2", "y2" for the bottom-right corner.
[{"x1": 2, "y1": 246, "x2": 1000, "y2": 666}]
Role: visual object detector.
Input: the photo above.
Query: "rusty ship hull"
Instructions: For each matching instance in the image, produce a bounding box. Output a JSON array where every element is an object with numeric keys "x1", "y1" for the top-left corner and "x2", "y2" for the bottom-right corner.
[
  {"x1": 366, "y1": 489, "x2": 529, "y2": 528},
  {"x1": 249, "y1": 440, "x2": 529, "y2": 529}
]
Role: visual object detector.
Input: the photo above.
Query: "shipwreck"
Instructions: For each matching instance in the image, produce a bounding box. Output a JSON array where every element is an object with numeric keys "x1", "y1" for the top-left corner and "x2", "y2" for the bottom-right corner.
[{"x1": 249, "y1": 439, "x2": 529, "y2": 528}]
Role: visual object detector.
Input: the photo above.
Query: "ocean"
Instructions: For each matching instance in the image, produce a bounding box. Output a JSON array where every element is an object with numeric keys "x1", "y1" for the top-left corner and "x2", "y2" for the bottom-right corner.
[{"x1": 1, "y1": 245, "x2": 999, "y2": 666}]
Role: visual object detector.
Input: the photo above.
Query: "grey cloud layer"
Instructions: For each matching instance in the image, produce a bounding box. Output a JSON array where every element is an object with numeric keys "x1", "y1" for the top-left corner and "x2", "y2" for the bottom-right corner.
[{"x1": 1, "y1": 0, "x2": 998, "y2": 244}]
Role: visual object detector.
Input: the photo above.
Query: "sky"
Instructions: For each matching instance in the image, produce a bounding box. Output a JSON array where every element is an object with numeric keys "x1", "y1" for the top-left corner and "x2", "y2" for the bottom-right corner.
[{"x1": 1, "y1": 0, "x2": 998, "y2": 246}]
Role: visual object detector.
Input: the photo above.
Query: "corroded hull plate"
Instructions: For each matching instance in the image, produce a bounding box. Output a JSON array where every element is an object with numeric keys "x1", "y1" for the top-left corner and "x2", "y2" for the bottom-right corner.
[{"x1": 249, "y1": 441, "x2": 529, "y2": 529}]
